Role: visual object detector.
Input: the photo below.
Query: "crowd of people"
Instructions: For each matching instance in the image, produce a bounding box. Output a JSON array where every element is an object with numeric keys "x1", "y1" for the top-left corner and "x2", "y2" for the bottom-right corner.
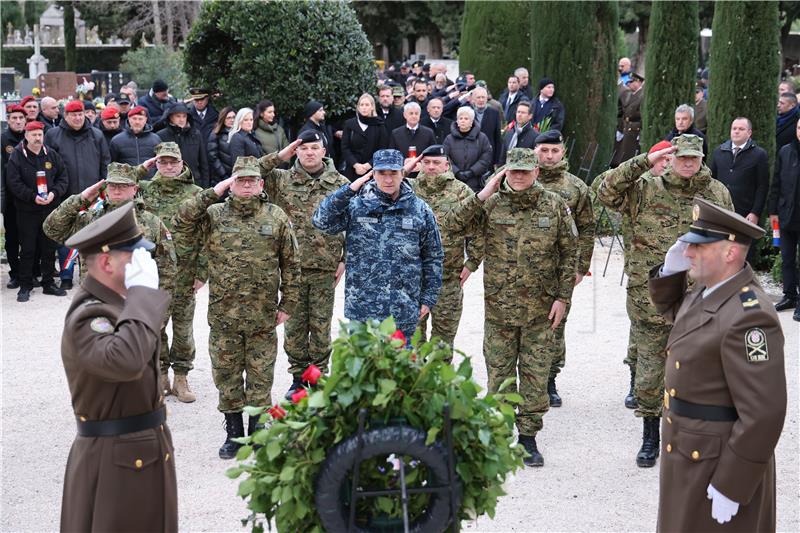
[{"x1": 0, "y1": 55, "x2": 794, "y2": 532}]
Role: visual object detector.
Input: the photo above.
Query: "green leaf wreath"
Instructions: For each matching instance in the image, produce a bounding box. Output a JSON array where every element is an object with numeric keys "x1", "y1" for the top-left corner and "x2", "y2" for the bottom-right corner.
[{"x1": 228, "y1": 317, "x2": 525, "y2": 532}]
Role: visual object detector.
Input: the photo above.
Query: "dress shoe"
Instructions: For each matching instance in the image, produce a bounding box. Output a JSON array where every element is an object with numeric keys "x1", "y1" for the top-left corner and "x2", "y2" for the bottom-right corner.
[
  {"x1": 60, "y1": 279, "x2": 73, "y2": 290},
  {"x1": 41, "y1": 282, "x2": 67, "y2": 296},
  {"x1": 17, "y1": 287, "x2": 31, "y2": 302},
  {"x1": 774, "y1": 296, "x2": 797, "y2": 312},
  {"x1": 6, "y1": 277, "x2": 20, "y2": 289}
]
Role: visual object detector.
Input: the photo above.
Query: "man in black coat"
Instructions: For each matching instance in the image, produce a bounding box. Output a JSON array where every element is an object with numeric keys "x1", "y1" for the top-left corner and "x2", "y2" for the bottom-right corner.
[
  {"x1": 97, "y1": 107, "x2": 122, "y2": 145},
  {"x1": 469, "y1": 86, "x2": 502, "y2": 165},
  {"x1": 138, "y1": 79, "x2": 175, "y2": 125},
  {"x1": 2, "y1": 105, "x2": 26, "y2": 289},
  {"x1": 389, "y1": 102, "x2": 436, "y2": 165},
  {"x1": 186, "y1": 87, "x2": 219, "y2": 148},
  {"x1": 37, "y1": 96, "x2": 61, "y2": 132},
  {"x1": 421, "y1": 98, "x2": 453, "y2": 144},
  {"x1": 776, "y1": 92, "x2": 800, "y2": 150},
  {"x1": 532, "y1": 78, "x2": 566, "y2": 133},
  {"x1": 110, "y1": 106, "x2": 161, "y2": 179},
  {"x1": 665, "y1": 103, "x2": 708, "y2": 157},
  {"x1": 499, "y1": 100, "x2": 537, "y2": 165},
  {"x1": 5, "y1": 121, "x2": 69, "y2": 301},
  {"x1": 768, "y1": 118, "x2": 800, "y2": 316},
  {"x1": 498, "y1": 75, "x2": 523, "y2": 124},
  {"x1": 299, "y1": 100, "x2": 336, "y2": 159},
  {"x1": 155, "y1": 102, "x2": 210, "y2": 187},
  {"x1": 377, "y1": 85, "x2": 405, "y2": 135}
]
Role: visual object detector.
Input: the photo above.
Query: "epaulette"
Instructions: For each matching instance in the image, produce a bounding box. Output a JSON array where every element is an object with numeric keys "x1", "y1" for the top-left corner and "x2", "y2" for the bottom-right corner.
[{"x1": 739, "y1": 286, "x2": 760, "y2": 310}]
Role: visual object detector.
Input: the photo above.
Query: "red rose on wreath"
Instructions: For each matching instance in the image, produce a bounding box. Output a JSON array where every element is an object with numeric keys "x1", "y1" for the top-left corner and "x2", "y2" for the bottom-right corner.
[
  {"x1": 268, "y1": 405, "x2": 287, "y2": 419},
  {"x1": 291, "y1": 388, "x2": 308, "y2": 404},
  {"x1": 301, "y1": 364, "x2": 322, "y2": 385}
]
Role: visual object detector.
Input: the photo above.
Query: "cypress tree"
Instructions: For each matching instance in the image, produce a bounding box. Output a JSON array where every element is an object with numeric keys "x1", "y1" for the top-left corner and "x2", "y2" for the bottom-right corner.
[
  {"x1": 707, "y1": 2, "x2": 780, "y2": 167},
  {"x1": 60, "y1": 1, "x2": 76, "y2": 72},
  {"x1": 640, "y1": 1, "x2": 699, "y2": 150},
  {"x1": 530, "y1": 1, "x2": 619, "y2": 179},
  {"x1": 459, "y1": 1, "x2": 530, "y2": 97}
]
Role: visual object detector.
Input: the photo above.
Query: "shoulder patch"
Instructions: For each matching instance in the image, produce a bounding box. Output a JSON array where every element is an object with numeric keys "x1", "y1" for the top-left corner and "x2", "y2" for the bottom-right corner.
[
  {"x1": 90, "y1": 317, "x2": 115, "y2": 334},
  {"x1": 744, "y1": 328, "x2": 768, "y2": 362},
  {"x1": 739, "y1": 287, "x2": 760, "y2": 310}
]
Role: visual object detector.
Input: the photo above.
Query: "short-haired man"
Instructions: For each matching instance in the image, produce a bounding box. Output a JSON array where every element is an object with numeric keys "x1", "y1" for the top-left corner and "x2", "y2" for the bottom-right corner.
[
  {"x1": 421, "y1": 98, "x2": 453, "y2": 144},
  {"x1": 377, "y1": 85, "x2": 405, "y2": 134},
  {"x1": 175, "y1": 157, "x2": 300, "y2": 458},
  {"x1": 778, "y1": 79, "x2": 795, "y2": 97},
  {"x1": 776, "y1": 92, "x2": 799, "y2": 149},
  {"x1": 534, "y1": 130, "x2": 595, "y2": 407},
  {"x1": 694, "y1": 85, "x2": 708, "y2": 133},
  {"x1": 618, "y1": 57, "x2": 632, "y2": 85},
  {"x1": 515, "y1": 67, "x2": 533, "y2": 99},
  {"x1": 37, "y1": 96, "x2": 61, "y2": 131},
  {"x1": 468, "y1": 86, "x2": 503, "y2": 164},
  {"x1": 597, "y1": 135, "x2": 733, "y2": 467},
  {"x1": 649, "y1": 198, "x2": 786, "y2": 533},
  {"x1": 665, "y1": 104, "x2": 708, "y2": 157},
  {"x1": 258, "y1": 131, "x2": 350, "y2": 396},
  {"x1": 313, "y1": 149, "x2": 444, "y2": 341},
  {"x1": 499, "y1": 100, "x2": 536, "y2": 165},
  {"x1": 443, "y1": 148, "x2": 578, "y2": 467},
  {"x1": 1, "y1": 104, "x2": 26, "y2": 289},
  {"x1": 499, "y1": 75, "x2": 522, "y2": 124},
  {"x1": 389, "y1": 102, "x2": 436, "y2": 170}
]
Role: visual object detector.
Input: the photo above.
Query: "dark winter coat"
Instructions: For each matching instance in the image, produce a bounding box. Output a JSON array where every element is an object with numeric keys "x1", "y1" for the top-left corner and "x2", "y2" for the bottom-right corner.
[
  {"x1": 775, "y1": 107, "x2": 799, "y2": 150},
  {"x1": 44, "y1": 119, "x2": 110, "y2": 195},
  {"x1": 769, "y1": 139, "x2": 800, "y2": 229},
  {"x1": 531, "y1": 96, "x2": 566, "y2": 133},
  {"x1": 1, "y1": 128, "x2": 24, "y2": 212},
  {"x1": 472, "y1": 106, "x2": 502, "y2": 164},
  {"x1": 188, "y1": 102, "x2": 219, "y2": 145},
  {"x1": 421, "y1": 115, "x2": 453, "y2": 145},
  {"x1": 98, "y1": 122, "x2": 122, "y2": 146},
  {"x1": 378, "y1": 106, "x2": 405, "y2": 135},
  {"x1": 138, "y1": 91, "x2": 175, "y2": 125},
  {"x1": 156, "y1": 121, "x2": 210, "y2": 188},
  {"x1": 499, "y1": 121, "x2": 538, "y2": 165},
  {"x1": 109, "y1": 124, "x2": 162, "y2": 180},
  {"x1": 389, "y1": 124, "x2": 436, "y2": 159},
  {"x1": 443, "y1": 122, "x2": 494, "y2": 192},
  {"x1": 341, "y1": 115, "x2": 388, "y2": 181},
  {"x1": 207, "y1": 128, "x2": 234, "y2": 185},
  {"x1": 36, "y1": 111, "x2": 60, "y2": 132},
  {"x1": 228, "y1": 130, "x2": 264, "y2": 162},
  {"x1": 498, "y1": 90, "x2": 524, "y2": 123},
  {"x1": 6, "y1": 141, "x2": 69, "y2": 213},
  {"x1": 709, "y1": 139, "x2": 769, "y2": 218},
  {"x1": 299, "y1": 119, "x2": 335, "y2": 158}
]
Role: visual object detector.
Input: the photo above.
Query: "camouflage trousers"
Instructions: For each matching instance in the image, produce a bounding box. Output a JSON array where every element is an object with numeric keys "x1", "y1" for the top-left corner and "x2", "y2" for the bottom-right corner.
[
  {"x1": 548, "y1": 300, "x2": 572, "y2": 379},
  {"x1": 484, "y1": 319, "x2": 556, "y2": 436},
  {"x1": 284, "y1": 269, "x2": 337, "y2": 376},
  {"x1": 209, "y1": 319, "x2": 277, "y2": 413},
  {"x1": 626, "y1": 284, "x2": 670, "y2": 418},
  {"x1": 159, "y1": 279, "x2": 196, "y2": 376},
  {"x1": 417, "y1": 275, "x2": 463, "y2": 348},
  {"x1": 622, "y1": 321, "x2": 637, "y2": 369}
]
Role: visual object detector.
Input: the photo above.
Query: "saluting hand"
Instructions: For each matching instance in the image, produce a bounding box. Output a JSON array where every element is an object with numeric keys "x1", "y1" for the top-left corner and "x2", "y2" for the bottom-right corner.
[
  {"x1": 349, "y1": 170, "x2": 373, "y2": 193},
  {"x1": 477, "y1": 168, "x2": 505, "y2": 202},
  {"x1": 213, "y1": 176, "x2": 235, "y2": 197},
  {"x1": 81, "y1": 179, "x2": 106, "y2": 202},
  {"x1": 278, "y1": 139, "x2": 303, "y2": 162},
  {"x1": 142, "y1": 156, "x2": 158, "y2": 169},
  {"x1": 647, "y1": 145, "x2": 676, "y2": 166},
  {"x1": 403, "y1": 154, "x2": 423, "y2": 175}
]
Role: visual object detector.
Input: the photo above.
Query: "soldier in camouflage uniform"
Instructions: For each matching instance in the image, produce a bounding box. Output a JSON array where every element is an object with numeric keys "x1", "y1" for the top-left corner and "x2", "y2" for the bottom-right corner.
[
  {"x1": 257, "y1": 131, "x2": 349, "y2": 396},
  {"x1": 173, "y1": 156, "x2": 300, "y2": 459},
  {"x1": 444, "y1": 148, "x2": 578, "y2": 467},
  {"x1": 136, "y1": 142, "x2": 204, "y2": 403},
  {"x1": 406, "y1": 144, "x2": 482, "y2": 351},
  {"x1": 533, "y1": 130, "x2": 595, "y2": 407},
  {"x1": 312, "y1": 149, "x2": 443, "y2": 341},
  {"x1": 44, "y1": 163, "x2": 176, "y2": 298},
  {"x1": 596, "y1": 134, "x2": 733, "y2": 467}
]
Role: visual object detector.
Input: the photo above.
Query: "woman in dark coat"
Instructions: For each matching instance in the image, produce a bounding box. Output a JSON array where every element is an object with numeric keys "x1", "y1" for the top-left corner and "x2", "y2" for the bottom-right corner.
[
  {"x1": 228, "y1": 107, "x2": 263, "y2": 162},
  {"x1": 207, "y1": 106, "x2": 235, "y2": 186},
  {"x1": 340, "y1": 93, "x2": 387, "y2": 181},
  {"x1": 443, "y1": 106, "x2": 494, "y2": 192}
]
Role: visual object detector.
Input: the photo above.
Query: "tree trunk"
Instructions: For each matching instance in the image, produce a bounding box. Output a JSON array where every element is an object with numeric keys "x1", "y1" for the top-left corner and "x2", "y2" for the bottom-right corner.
[
  {"x1": 640, "y1": 1, "x2": 699, "y2": 150},
  {"x1": 165, "y1": 1, "x2": 174, "y2": 50},
  {"x1": 152, "y1": 0, "x2": 162, "y2": 45},
  {"x1": 61, "y1": 1, "x2": 76, "y2": 71},
  {"x1": 531, "y1": 1, "x2": 619, "y2": 179},
  {"x1": 178, "y1": 2, "x2": 190, "y2": 44}
]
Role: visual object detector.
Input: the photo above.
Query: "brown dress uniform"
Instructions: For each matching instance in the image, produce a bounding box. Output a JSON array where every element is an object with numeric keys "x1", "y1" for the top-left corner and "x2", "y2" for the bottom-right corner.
[
  {"x1": 648, "y1": 199, "x2": 786, "y2": 533},
  {"x1": 59, "y1": 204, "x2": 176, "y2": 532}
]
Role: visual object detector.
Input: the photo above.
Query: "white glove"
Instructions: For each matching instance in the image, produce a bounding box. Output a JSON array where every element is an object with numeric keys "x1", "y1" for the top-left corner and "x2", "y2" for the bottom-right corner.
[
  {"x1": 662, "y1": 240, "x2": 691, "y2": 276},
  {"x1": 615, "y1": 130, "x2": 624, "y2": 142},
  {"x1": 124, "y1": 248, "x2": 159, "y2": 290},
  {"x1": 707, "y1": 484, "x2": 739, "y2": 524}
]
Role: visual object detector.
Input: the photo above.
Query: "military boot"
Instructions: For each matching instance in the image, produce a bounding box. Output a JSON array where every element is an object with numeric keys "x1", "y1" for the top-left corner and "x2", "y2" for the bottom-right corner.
[
  {"x1": 284, "y1": 374, "x2": 303, "y2": 400},
  {"x1": 636, "y1": 417, "x2": 660, "y2": 468},
  {"x1": 518, "y1": 434, "x2": 544, "y2": 467},
  {"x1": 248, "y1": 415, "x2": 266, "y2": 436},
  {"x1": 547, "y1": 377, "x2": 562, "y2": 407},
  {"x1": 219, "y1": 412, "x2": 245, "y2": 460},
  {"x1": 160, "y1": 373, "x2": 171, "y2": 396},
  {"x1": 624, "y1": 367, "x2": 638, "y2": 409},
  {"x1": 172, "y1": 374, "x2": 196, "y2": 403}
]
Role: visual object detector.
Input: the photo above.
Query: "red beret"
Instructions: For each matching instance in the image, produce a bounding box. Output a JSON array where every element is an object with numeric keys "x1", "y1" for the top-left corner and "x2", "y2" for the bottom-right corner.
[
  {"x1": 127, "y1": 106, "x2": 148, "y2": 118},
  {"x1": 648, "y1": 140, "x2": 672, "y2": 155},
  {"x1": 64, "y1": 100, "x2": 84, "y2": 113},
  {"x1": 20, "y1": 95, "x2": 36, "y2": 106},
  {"x1": 101, "y1": 107, "x2": 120, "y2": 120},
  {"x1": 7, "y1": 104, "x2": 25, "y2": 115},
  {"x1": 24, "y1": 121, "x2": 44, "y2": 131}
]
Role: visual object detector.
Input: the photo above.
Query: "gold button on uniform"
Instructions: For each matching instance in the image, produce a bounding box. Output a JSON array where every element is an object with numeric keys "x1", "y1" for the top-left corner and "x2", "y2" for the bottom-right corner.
[
  {"x1": 691, "y1": 450, "x2": 700, "y2": 460},
  {"x1": 135, "y1": 459, "x2": 143, "y2": 469},
  {"x1": 669, "y1": 388, "x2": 676, "y2": 397},
  {"x1": 667, "y1": 349, "x2": 671, "y2": 357},
  {"x1": 666, "y1": 416, "x2": 672, "y2": 424},
  {"x1": 675, "y1": 361, "x2": 680, "y2": 370},
  {"x1": 165, "y1": 453, "x2": 170, "y2": 462},
  {"x1": 79, "y1": 416, "x2": 87, "y2": 422},
  {"x1": 666, "y1": 444, "x2": 672, "y2": 453}
]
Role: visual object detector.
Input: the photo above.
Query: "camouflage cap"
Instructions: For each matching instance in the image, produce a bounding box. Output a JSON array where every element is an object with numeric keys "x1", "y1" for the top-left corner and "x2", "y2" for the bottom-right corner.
[
  {"x1": 106, "y1": 162, "x2": 138, "y2": 185},
  {"x1": 373, "y1": 149, "x2": 404, "y2": 171},
  {"x1": 392, "y1": 86, "x2": 405, "y2": 97},
  {"x1": 505, "y1": 148, "x2": 539, "y2": 171},
  {"x1": 154, "y1": 142, "x2": 182, "y2": 160},
  {"x1": 232, "y1": 156, "x2": 261, "y2": 178},
  {"x1": 671, "y1": 134, "x2": 704, "y2": 158}
]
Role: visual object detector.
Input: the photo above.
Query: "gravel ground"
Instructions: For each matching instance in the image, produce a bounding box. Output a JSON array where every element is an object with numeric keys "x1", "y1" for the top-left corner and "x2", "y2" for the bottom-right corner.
[{"x1": 2, "y1": 242, "x2": 798, "y2": 532}]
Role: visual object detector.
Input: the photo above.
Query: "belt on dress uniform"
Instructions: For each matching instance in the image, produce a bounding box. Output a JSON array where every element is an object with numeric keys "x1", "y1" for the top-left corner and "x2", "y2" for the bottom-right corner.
[
  {"x1": 669, "y1": 396, "x2": 738, "y2": 422},
  {"x1": 76, "y1": 406, "x2": 166, "y2": 437}
]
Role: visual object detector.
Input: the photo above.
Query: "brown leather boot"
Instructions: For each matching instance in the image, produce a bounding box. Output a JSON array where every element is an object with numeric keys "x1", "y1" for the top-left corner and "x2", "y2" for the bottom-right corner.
[
  {"x1": 172, "y1": 374, "x2": 196, "y2": 403},
  {"x1": 160, "y1": 373, "x2": 171, "y2": 396}
]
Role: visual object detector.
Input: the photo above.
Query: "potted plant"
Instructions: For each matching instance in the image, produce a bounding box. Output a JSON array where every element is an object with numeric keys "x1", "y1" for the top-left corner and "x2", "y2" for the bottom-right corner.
[{"x1": 228, "y1": 318, "x2": 525, "y2": 532}]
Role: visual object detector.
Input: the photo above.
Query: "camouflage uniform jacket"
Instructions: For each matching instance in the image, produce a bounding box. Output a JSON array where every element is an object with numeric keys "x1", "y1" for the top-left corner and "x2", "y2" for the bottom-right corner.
[
  {"x1": 174, "y1": 188, "x2": 300, "y2": 319},
  {"x1": 312, "y1": 180, "x2": 444, "y2": 326},
  {"x1": 43, "y1": 194, "x2": 176, "y2": 290},
  {"x1": 596, "y1": 153, "x2": 733, "y2": 288},
  {"x1": 258, "y1": 153, "x2": 349, "y2": 271},
  {"x1": 538, "y1": 161, "x2": 595, "y2": 274},
  {"x1": 442, "y1": 179, "x2": 578, "y2": 326},
  {"x1": 409, "y1": 171, "x2": 483, "y2": 276},
  {"x1": 136, "y1": 165, "x2": 207, "y2": 281}
]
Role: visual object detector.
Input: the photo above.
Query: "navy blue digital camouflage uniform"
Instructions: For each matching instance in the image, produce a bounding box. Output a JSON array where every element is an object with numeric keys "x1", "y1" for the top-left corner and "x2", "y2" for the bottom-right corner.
[{"x1": 312, "y1": 180, "x2": 444, "y2": 339}]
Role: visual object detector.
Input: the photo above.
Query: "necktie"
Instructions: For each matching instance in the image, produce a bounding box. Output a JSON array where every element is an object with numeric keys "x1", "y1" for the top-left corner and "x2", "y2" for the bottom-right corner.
[{"x1": 732, "y1": 146, "x2": 740, "y2": 159}]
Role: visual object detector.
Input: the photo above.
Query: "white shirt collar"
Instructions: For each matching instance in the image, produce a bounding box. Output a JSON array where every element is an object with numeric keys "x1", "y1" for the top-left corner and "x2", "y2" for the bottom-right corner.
[{"x1": 702, "y1": 271, "x2": 740, "y2": 298}]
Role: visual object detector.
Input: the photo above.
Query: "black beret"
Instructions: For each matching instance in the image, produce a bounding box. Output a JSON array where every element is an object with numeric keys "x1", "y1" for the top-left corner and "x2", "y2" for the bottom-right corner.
[
  {"x1": 298, "y1": 130, "x2": 323, "y2": 144},
  {"x1": 534, "y1": 130, "x2": 564, "y2": 146},
  {"x1": 421, "y1": 144, "x2": 446, "y2": 157}
]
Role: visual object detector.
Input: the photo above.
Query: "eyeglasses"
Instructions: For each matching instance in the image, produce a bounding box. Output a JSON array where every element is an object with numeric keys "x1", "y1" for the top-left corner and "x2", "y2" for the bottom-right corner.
[
  {"x1": 234, "y1": 177, "x2": 260, "y2": 185},
  {"x1": 156, "y1": 159, "x2": 182, "y2": 167}
]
